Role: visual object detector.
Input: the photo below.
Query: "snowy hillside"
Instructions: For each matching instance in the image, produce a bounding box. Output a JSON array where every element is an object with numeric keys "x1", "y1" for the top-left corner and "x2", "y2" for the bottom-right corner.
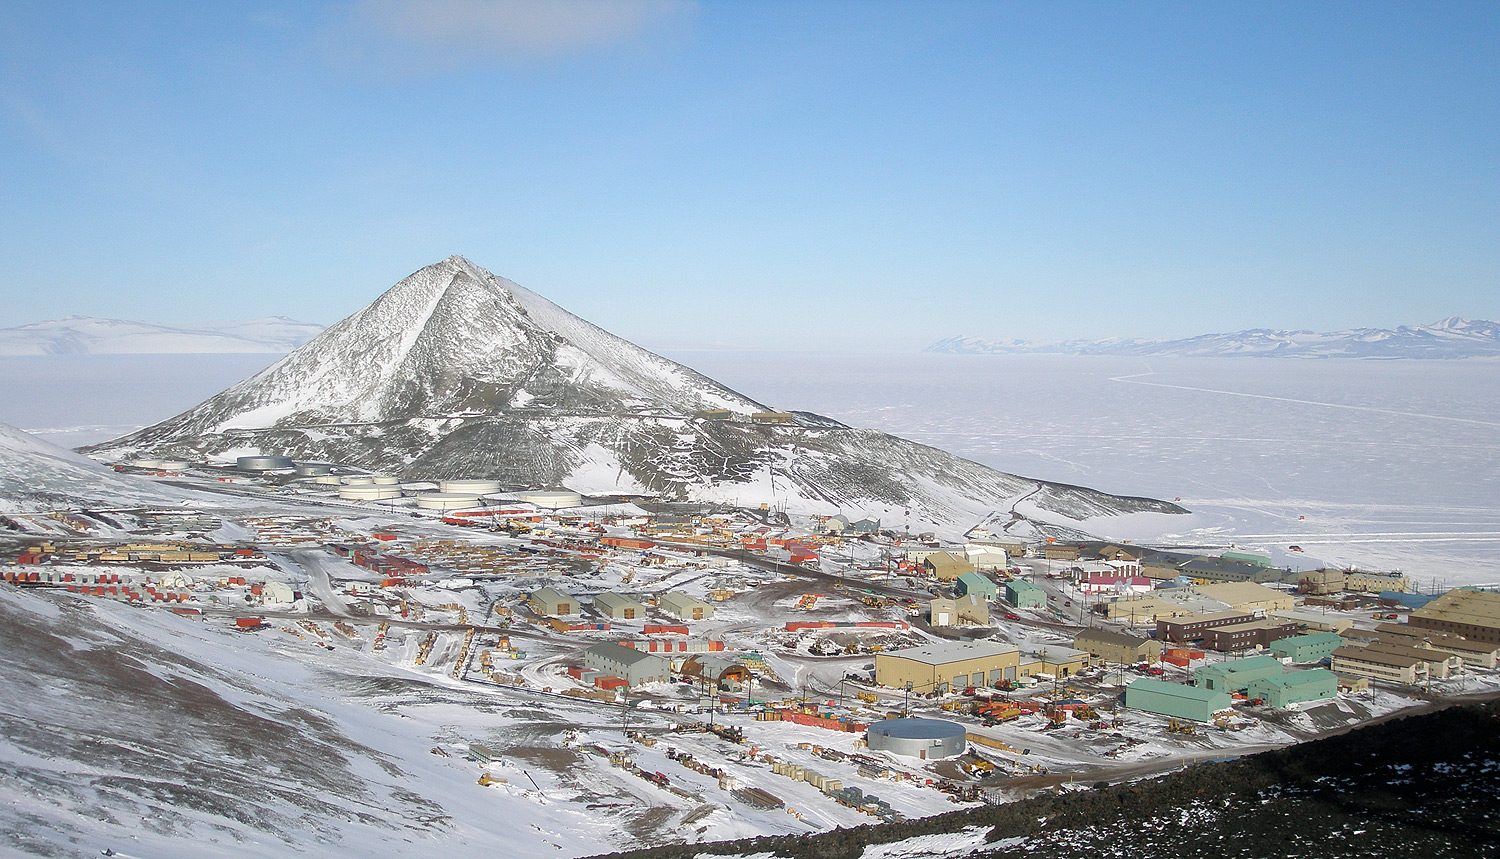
[
  {"x1": 85, "y1": 257, "x2": 1185, "y2": 533},
  {"x1": 927, "y1": 317, "x2": 1500, "y2": 358},
  {"x1": 0, "y1": 315, "x2": 324, "y2": 355},
  {"x1": 0, "y1": 423, "x2": 189, "y2": 511}
]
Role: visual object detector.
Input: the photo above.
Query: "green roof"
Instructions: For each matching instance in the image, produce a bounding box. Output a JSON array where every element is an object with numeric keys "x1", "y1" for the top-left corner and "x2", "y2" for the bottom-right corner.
[
  {"x1": 1251, "y1": 668, "x2": 1337, "y2": 690},
  {"x1": 1006, "y1": 580, "x2": 1045, "y2": 594},
  {"x1": 1195, "y1": 654, "x2": 1283, "y2": 678},
  {"x1": 1126, "y1": 677, "x2": 1233, "y2": 703}
]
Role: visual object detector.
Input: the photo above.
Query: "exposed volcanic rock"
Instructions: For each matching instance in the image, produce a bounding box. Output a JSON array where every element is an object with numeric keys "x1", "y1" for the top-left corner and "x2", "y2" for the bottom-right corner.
[{"x1": 86, "y1": 257, "x2": 1186, "y2": 532}]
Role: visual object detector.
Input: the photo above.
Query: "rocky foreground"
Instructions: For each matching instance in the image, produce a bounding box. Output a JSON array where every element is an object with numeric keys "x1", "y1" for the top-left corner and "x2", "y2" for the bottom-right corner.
[{"x1": 600, "y1": 699, "x2": 1500, "y2": 859}]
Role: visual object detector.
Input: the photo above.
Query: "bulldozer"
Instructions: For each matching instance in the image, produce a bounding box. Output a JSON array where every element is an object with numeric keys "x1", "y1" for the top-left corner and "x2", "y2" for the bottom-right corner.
[{"x1": 1166, "y1": 718, "x2": 1197, "y2": 736}]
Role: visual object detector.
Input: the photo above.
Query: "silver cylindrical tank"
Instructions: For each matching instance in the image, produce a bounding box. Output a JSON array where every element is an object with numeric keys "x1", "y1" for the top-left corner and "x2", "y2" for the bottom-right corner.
[
  {"x1": 513, "y1": 490, "x2": 583, "y2": 509},
  {"x1": 338, "y1": 485, "x2": 403, "y2": 501},
  {"x1": 865, "y1": 718, "x2": 967, "y2": 759},
  {"x1": 156, "y1": 460, "x2": 190, "y2": 471},
  {"x1": 439, "y1": 479, "x2": 502, "y2": 494},
  {"x1": 415, "y1": 492, "x2": 481, "y2": 510},
  {"x1": 341, "y1": 476, "x2": 374, "y2": 486},
  {"x1": 294, "y1": 463, "x2": 333, "y2": 476},
  {"x1": 237, "y1": 455, "x2": 295, "y2": 472}
]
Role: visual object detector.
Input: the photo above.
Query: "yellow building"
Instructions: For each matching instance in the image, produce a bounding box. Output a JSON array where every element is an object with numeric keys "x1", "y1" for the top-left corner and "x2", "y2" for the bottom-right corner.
[
  {"x1": 875, "y1": 640, "x2": 1020, "y2": 693},
  {"x1": 1344, "y1": 571, "x2": 1410, "y2": 594}
]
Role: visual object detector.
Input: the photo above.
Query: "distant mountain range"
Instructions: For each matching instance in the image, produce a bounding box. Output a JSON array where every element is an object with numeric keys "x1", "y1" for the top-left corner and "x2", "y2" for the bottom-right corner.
[
  {"x1": 0, "y1": 315, "x2": 325, "y2": 355},
  {"x1": 925, "y1": 317, "x2": 1500, "y2": 359}
]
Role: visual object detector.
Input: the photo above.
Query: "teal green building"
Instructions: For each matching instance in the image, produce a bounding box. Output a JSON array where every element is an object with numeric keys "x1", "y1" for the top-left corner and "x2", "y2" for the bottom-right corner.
[
  {"x1": 1245, "y1": 668, "x2": 1338, "y2": 708},
  {"x1": 1005, "y1": 579, "x2": 1046, "y2": 609},
  {"x1": 1122, "y1": 678, "x2": 1234, "y2": 722},
  {"x1": 1193, "y1": 654, "x2": 1285, "y2": 692},
  {"x1": 955, "y1": 571, "x2": 999, "y2": 600},
  {"x1": 1269, "y1": 632, "x2": 1344, "y2": 664}
]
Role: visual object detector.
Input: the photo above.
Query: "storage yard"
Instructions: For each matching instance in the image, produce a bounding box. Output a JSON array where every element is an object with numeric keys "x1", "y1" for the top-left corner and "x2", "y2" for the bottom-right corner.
[{"x1": 4, "y1": 462, "x2": 1500, "y2": 848}]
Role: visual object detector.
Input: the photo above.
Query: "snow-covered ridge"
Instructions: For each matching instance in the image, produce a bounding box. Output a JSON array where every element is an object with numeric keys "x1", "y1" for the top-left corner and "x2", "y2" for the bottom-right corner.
[
  {"x1": 0, "y1": 315, "x2": 324, "y2": 355},
  {"x1": 926, "y1": 317, "x2": 1500, "y2": 358},
  {"x1": 0, "y1": 423, "x2": 189, "y2": 511}
]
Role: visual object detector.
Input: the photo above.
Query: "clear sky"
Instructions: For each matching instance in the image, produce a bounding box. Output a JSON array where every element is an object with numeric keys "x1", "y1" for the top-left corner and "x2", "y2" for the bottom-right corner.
[{"x1": 1, "y1": 1, "x2": 1497, "y2": 351}]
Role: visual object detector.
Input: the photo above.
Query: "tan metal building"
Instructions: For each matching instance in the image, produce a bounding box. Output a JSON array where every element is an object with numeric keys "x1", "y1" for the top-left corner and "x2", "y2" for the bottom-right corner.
[
  {"x1": 659, "y1": 591, "x2": 715, "y2": 621},
  {"x1": 1298, "y1": 568, "x2": 1346, "y2": 595},
  {"x1": 528, "y1": 587, "x2": 578, "y2": 617},
  {"x1": 875, "y1": 640, "x2": 1020, "y2": 693},
  {"x1": 930, "y1": 594, "x2": 988, "y2": 627},
  {"x1": 923, "y1": 551, "x2": 975, "y2": 582},
  {"x1": 593, "y1": 592, "x2": 647, "y2": 620},
  {"x1": 1074, "y1": 627, "x2": 1162, "y2": 665}
]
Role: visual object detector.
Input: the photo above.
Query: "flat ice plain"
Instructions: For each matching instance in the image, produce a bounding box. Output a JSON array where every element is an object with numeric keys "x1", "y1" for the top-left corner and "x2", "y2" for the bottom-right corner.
[
  {"x1": 2, "y1": 352, "x2": 1495, "y2": 588},
  {"x1": 669, "y1": 353, "x2": 1500, "y2": 590}
]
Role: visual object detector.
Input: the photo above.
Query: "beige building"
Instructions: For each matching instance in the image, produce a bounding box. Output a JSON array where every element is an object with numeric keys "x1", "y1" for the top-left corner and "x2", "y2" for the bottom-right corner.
[
  {"x1": 1019, "y1": 645, "x2": 1091, "y2": 678},
  {"x1": 1332, "y1": 644, "x2": 1424, "y2": 684},
  {"x1": 1298, "y1": 568, "x2": 1346, "y2": 595},
  {"x1": 1375, "y1": 623, "x2": 1500, "y2": 669},
  {"x1": 923, "y1": 551, "x2": 975, "y2": 582},
  {"x1": 658, "y1": 591, "x2": 715, "y2": 621},
  {"x1": 593, "y1": 592, "x2": 647, "y2": 620},
  {"x1": 1098, "y1": 595, "x2": 1197, "y2": 624},
  {"x1": 1074, "y1": 627, "x2": 1162, "y2": 665},
  {"x1": 930, "y1": 594, "x2": 988, "y2": 627},
  {"x1": 1190, "y1": 581, "x2": 1294, "y2": 614},
  {"x1": 1408, "y1": 589, "x2": 1500, "y2": 645},
  {"x1": 875, "y1": 640, "x2": 1021, "y2": 693},
  {"x1": 528, "y1": 587, "x2": 577, "y2": 617},
  {"x1": 1345, "y1": 571, "x2": 1410, "y2": 594}
]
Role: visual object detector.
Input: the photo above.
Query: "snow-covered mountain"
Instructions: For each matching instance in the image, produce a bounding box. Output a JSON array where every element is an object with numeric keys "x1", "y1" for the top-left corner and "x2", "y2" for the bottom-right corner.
[
  {"x1": 86, "y1": 257, "x2": 1184, "y2": 533},
  {"x1": 0, "y1": 315, "x2": 324, "y2": 355},
  {"x1": 0, "y1": 423, "x2": 189, "y2": 511},
  {"x1": 926, "y1": 317, "x2": 1500, "y2": 358}
]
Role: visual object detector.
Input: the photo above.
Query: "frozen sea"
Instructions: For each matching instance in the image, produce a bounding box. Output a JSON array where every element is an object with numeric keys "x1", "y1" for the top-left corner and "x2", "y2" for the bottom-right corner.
[{"x1": 1, "y1": 352, "x2": 1496, "y2": 587}]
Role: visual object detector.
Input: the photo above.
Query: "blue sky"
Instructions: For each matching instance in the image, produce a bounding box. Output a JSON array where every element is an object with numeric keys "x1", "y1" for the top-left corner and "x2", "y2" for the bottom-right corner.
[{"x1": 1, "y1": 1, "x2": 1496, "y2": 351}]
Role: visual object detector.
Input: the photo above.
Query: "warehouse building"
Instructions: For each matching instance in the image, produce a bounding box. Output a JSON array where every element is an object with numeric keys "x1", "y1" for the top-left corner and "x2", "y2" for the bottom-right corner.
[
  {"x1": 924, "y1": 552, "x2": 975, "y2": 581},
  {"x1": 930, "y1": 594, "x2": 988, "y2": 627},
  {"x1": 1122, "y1": 678, "x2": 1234, "y2": 722},
  {"x1": 955, "y1": 571, "x2": 999, "y2": 600},
  {"x1": 866, "y1": 718, "x2": 967, "y2": 760},
  {"x1": 1246, "y1": 668, "x2": 1339, "y2": 708},
  {"x1": 659, "y1": 591, "x2": 715, "y2": 621},
  {"x1": 593, "y1": 592, "x2": 648, "y2": 621},
  {"x1": 963, "y1": 544, "x2": 1008, "y2": 570},
  {"x1": 1043, "y1": 543, "x2": 1082, "y2": 561},
  {"x1": 1408, "y1": 589, "x2": 1500, "y2": 645},
  {"x1": 1193, "y1": 654, "x2": 1285, "y2": 692},
  {"x1": 583, "y1": 642, "x2": 671, "y2": 686},
  {"x1": 1019, "y1": 645, "x2": 1090, "y2": 677},
  {"x1": 528, "y1": 587, "x2": 578, "y2": 617},
  {"x1": 1270, "y1": 632, "x2": 1345, "y2": 663},
  {"x1": 1074, "y1": 627, "x2": 1162, "y2": 665},
  {"x1": 875, "y1": 640, "x2": 1021, "y2": 693},
  {"x1": 1004, "y1": 579, "x2": 1046, "y2": 609}
]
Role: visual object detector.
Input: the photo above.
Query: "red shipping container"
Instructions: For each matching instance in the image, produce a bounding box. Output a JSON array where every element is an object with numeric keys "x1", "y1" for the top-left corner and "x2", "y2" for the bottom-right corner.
[{"x1": 235, "y1": 618, "x2": 263, "y2": 629}]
